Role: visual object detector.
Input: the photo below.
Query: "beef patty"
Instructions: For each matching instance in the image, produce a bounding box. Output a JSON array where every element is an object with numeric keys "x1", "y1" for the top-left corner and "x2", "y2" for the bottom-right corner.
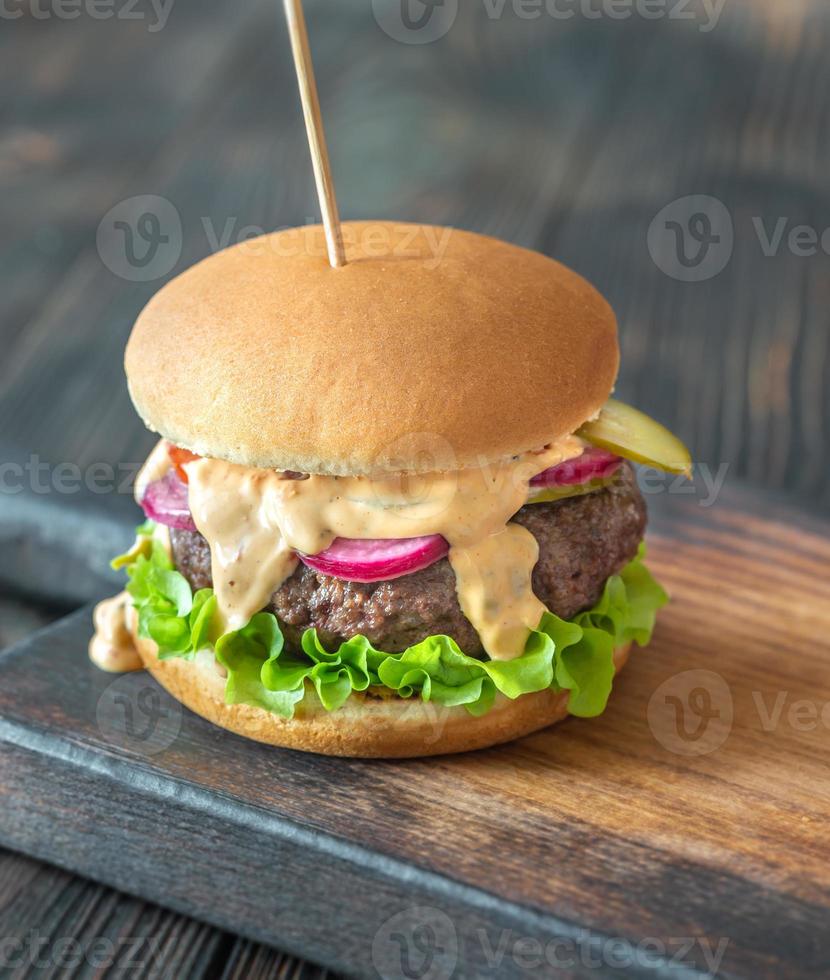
[{"x1": 170, "y1": 463, "x2": 646, "y2": 657}]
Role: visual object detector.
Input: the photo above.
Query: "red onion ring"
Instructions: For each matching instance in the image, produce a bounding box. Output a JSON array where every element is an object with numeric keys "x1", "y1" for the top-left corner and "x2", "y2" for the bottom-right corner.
[
  {"x1": 299, "y1": 534, "x2": 449, "y2": 583},
  {"x1": 530, "y1": 448, "x2": 622, "y2": 488},
  {"x1": 141, "y1": 470, "x2": 198, "y2": 532}
]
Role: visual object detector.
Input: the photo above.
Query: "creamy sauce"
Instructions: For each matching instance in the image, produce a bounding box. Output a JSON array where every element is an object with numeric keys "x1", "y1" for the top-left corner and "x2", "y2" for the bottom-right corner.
[
  {"x1": 89, "y1": 525, "x2": 171, "y2": 673},
  {"x1": 89, "y1": 592, "x2": 142, "y2": 673},
  {"x1": 134, "y1": 438, "x2": 174, "y2": 503},
  {"x1": 185, "y1": 437, "x2": 583, "y2": 658},
  {"x1": 186, "y1": 466, "x2": 299, "y2": 634},
  {"x1": 449, "y1": 524, "x2": 546, "y2": 659}
]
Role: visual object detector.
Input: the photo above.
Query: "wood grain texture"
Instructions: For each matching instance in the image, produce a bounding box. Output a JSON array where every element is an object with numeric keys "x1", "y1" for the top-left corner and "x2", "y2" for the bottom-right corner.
[
  {"x1": 0, "y1": 487, "x2": 828, "y2": 979},
  {"x1": 0, "y1": 848, "x2": 225, "y2": 978},
  {"x1": 0, "y1": 600, "x2": 53, "y2": 651},
  {"x1": 1, "y1": 0, "x2": 828, "y2": 504},
  {"x1": 0, "y1": 848, "x2": 334, "y2": 979},
  {"x1": 2, "y1": 1, "x2": 829, "y2": 977}
]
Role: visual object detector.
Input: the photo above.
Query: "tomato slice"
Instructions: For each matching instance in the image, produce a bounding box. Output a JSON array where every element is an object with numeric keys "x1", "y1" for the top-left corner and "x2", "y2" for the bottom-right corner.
[{"x1": 168, "y1": 445, "x2": 201, "y2": 483}]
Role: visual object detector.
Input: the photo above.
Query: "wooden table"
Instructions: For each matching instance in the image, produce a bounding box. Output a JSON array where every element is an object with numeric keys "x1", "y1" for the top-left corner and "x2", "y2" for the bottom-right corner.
[{"x1": 1, "y1": 0, "x2": 827, "y2": 976}]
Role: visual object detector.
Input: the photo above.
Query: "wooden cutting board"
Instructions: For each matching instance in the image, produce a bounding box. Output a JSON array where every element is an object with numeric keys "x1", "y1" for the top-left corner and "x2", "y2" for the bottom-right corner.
[{"x1": 0, "y1": 484, "x2": 828, "y2": 980}]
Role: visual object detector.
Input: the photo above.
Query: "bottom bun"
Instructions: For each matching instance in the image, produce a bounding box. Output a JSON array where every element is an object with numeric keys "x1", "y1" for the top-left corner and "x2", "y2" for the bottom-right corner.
[{"x1": 130, "y1": 616, "x2": 630, "y2": 758}]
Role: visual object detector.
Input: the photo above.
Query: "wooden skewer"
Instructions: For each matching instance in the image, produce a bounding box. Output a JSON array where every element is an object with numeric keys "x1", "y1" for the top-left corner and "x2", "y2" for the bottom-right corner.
[{"x1": 282, "y1": 0, "x2": 347, "y2": 269}]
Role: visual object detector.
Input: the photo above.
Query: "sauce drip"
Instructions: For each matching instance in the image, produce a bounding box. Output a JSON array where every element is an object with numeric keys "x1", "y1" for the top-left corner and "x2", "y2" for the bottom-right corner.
[
  {"x1": 134, "y1": 438, "x2": 174, "y2": 502},
  {"x1": 89, "y1": 592, "x2": 142, "y2": 673},
  {"x1": 449, "y1": 525, "x2": 546, "y2": 659},
  {"x1": 89, "y1": 524, "x2": 171, "y2": 673},
  {"x1": 185, "y1": 437, "x2": 583, "y2": 659}
]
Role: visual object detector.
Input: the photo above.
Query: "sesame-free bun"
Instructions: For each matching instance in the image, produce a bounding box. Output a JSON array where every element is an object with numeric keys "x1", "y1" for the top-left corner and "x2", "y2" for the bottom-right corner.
[
  {"x1": 125, "y1": 222, "x2": 618, "y2": 475},
  {"x1": 130, "y1": 617, "x2": 631, "y2": 758}
]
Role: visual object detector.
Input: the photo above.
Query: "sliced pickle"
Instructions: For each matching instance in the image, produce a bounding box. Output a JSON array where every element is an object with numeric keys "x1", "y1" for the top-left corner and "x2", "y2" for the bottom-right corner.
[
  {"x1": 577, "y1": 399, "x2": 692, "y2": 476},
  {"x1": 526, "y1": 477, "x2": 615, "y2": 506}
]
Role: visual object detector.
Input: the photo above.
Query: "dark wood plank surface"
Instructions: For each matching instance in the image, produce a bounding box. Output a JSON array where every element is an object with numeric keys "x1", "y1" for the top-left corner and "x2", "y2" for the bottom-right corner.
[
  {"x1": 0, "y1": 849, "x2": 224, "y2": 978},
  {"x1": 1, "y1": 484, "x2": 829, "y2": 979},
  {"x1": 2, "y1": 0, "x2": 829, "y2": 507},
  {"x1": 2, "y1": 0, "x2": 829, "y2": 977},
  {"x1": 0, "y1": 848, "x2": 332, "y2": 979}
]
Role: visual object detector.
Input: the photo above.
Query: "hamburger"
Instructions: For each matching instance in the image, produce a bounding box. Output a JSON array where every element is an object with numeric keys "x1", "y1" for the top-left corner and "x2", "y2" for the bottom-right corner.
[{"x1": 91, "y1": 221, "x2": 690, "y2": 758}]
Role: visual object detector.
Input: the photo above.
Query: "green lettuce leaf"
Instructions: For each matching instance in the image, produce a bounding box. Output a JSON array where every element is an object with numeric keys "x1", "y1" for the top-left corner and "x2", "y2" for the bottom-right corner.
[{"x1": 121, "y1": 525, "x2": 667, "y2": 720}]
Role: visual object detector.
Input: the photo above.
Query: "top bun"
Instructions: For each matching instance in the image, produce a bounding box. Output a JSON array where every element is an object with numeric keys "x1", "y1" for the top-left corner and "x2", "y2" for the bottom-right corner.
[{"x1": 125, "y1": 221, "x2": 618, "y2": 475}]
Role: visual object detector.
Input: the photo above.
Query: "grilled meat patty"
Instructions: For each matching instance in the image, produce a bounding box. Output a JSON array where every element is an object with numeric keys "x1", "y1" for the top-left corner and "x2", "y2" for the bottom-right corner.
[{"x1": 170, "y1": 463, "x2": 646, "y2": 657}]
